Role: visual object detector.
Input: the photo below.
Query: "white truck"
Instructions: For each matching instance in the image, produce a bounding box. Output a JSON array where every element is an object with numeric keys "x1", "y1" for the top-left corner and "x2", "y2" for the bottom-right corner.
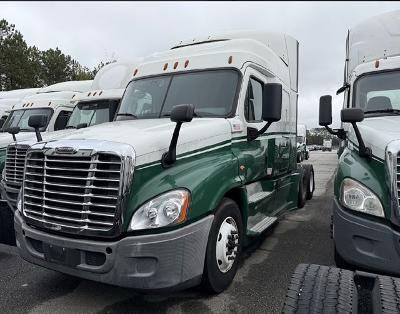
[
  {"x1": 322, "y1": 139, "x2": 332, "y2": 151},
  {"x1": 0, "y1": 61, "x2": 139, "y2": 245},
  {"x1": 0, "y1": 88, "x2": 42, "y2": 129},
  {"x1": 14, "y1": 31, "x2": 314, "y2": 293},
  {"x1": 296, "y1": 124, "x2": 309, "y2": 161}
]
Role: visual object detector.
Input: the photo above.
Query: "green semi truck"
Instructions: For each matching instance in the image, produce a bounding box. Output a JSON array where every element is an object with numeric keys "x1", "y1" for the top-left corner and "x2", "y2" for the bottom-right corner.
[
  {"x1": 320, "y1": 10, "x2": 400, "y2": 277},
  {"x1": 14, "y1": 31, "x2": 315, "y2": 293}
]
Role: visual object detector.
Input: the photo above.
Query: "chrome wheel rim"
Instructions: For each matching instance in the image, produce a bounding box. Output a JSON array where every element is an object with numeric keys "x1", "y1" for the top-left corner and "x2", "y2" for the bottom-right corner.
[{"x1": 215, "y1": 216, "x2": 239, "y2": 273}]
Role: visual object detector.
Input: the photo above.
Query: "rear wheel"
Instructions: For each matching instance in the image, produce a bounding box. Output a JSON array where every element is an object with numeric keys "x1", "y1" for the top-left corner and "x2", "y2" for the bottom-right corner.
[
  {"x1": 297, "y1": 171, "x2": 307, "y2": 208},
  {"x1": 202, "y1": 198, "x2": 243, "y2": 294},
  {"x1": 304, "y1": 164, "x2": 315, "y2": 200}
]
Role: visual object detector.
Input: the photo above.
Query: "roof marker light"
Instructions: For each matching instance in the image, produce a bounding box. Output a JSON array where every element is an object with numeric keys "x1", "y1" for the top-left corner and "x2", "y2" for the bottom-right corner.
[
  {"x1": 48, "y1": 102, "x2": 51, "y2": 106},
  {"x1": 133, "y1": 69, "x2": 138, "y2": 76},
  {"x1": 12, "y1": 105, "x2": 15, "y2": 109},
  {"x1": 93, "y1": 92, "x2": 97, "y2": 96},
  {"x1": 184, "y1": 60, "x2": 189, "y2": 68},
  {"x1": 72, "y1": 94, "x2": 75, "y2": 99},
  {"x1": 163, "y1": 63, "x2": 168, "y2": 71},
  {"x1": 174, "y1": 62, "x2": 179, "y2": 70},
  {"x1": 99, "y1": 91, "x2": 103, "y2": 96},
  {"x1": 375, "y1": 60, "x2": 380, "y2": 68},
  {"x1": 228, "y1": 56, "x2": 233, "y2": 64},
  {"x1": 88, "y1": 92, "x2": 91, "y2": 96}
]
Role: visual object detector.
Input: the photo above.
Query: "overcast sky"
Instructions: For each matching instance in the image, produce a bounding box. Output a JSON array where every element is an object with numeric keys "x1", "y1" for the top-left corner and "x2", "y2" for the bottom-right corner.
[{"x1": 1, "y1": 1, "x2": 400, "y2": 128}]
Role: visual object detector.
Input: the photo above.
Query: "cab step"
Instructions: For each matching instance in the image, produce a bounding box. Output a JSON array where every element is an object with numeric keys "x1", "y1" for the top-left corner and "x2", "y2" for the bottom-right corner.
[{"x1": 248, "y1": 216, "x2": 278, "y2": 234}]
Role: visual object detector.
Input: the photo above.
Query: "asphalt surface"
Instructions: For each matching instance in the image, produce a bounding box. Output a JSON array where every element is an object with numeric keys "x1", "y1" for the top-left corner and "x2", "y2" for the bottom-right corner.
[{"x1": 0, "y1": 151, "x2": 338, "y2": 314}]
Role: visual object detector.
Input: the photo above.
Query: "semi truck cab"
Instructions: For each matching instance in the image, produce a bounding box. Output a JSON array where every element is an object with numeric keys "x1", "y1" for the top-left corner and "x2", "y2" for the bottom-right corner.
[
  {"x1": 319, "y1": 10, "x2": 400, "y2": 276},
  {"x1": 14, "y1": 31, "x2": 313, "y2": 293}
]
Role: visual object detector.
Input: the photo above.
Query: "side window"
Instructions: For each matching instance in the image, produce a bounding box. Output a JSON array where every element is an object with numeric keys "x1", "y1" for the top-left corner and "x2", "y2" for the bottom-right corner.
[
  {"x1": 54, "y1": 110, "x2": 72, "y2": 131},
  {"x1": 244, "y1": 78, "x2": 263, "y2": 122}
]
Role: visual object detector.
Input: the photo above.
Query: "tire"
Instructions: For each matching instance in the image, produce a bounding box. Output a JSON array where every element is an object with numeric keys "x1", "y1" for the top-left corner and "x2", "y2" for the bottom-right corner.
[
  {"x1": 282, "y1": 264, "x2": 356, "y2": 314},
  {"x1": 305, "y1": 151, "x2": 309, "y2": 160},
  {"x1": 376, "y1": 274, "x2": 400, "y2": 313},
  {"x1": 297, "y1": 152, "x2": 302, "y2": 163},
  {"x1": 304, "y1": 164, "x2": 315, "y2": 200},
  {"x1": 0, "y1": 202, "x2": 16, "y2": 246},
  {"x1": 202, "y1": 198, "x2": 243, "y2": 294},
  {"x1": 297, "y1": 170, "x2": 307, "y2": 208}
]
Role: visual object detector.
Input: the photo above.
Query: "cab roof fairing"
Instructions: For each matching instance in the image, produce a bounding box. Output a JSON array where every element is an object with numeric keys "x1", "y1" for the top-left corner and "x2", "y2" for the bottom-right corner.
[
  {"x1": 38, "y1": 80, "x2": 93, "y2": 94},
  {"x1": 347, "y1": 10, "x2": 400, "y2": 79},
  {"x1": 133, "y1": 37, "x2": 295, "y2": 92},
  {"x1": 12, "y1": 91, "x2": 82, "y2": 111},
  {"x1": 73, "y1": 88, "x2": 125, "y2": 103}
]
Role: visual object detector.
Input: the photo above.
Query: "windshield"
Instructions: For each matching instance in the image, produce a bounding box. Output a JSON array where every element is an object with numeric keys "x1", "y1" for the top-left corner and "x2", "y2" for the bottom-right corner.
[
  {"x1": 66, "y1": 100, "x2": 119, "y2": 128},
  {"x1": 3, "y1": 108, "x2": 52, "y2": 132},
  {"x1": 117, "y1": 69, "x2": 239, "y2": 119},
  {"x1": 353, "y1": 71, "x2": 400, "y2": 114}
]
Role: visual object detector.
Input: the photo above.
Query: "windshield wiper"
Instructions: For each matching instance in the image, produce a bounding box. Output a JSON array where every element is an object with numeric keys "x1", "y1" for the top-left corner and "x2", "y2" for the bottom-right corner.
[
  {"x1": 162, "y1": 112, "x2": 202, "y2": 118},
  {"x1": 364, "y1": 109, "x2": 400, "y2": 114},
  {"x1": 66, "y1": 125, "x2": 76, "y2": 129},
  {"x1": 117, "y1": 113, "x2": 138, "y2": 119}
]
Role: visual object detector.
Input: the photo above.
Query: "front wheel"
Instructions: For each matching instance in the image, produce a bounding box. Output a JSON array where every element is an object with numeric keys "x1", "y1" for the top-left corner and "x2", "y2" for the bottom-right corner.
[
  {"x1": 202, "y1": 198, "x2": 243, "y2": 294},
  {"x1": 297, "y1": 171, "x2": 307, "y2": 208}
]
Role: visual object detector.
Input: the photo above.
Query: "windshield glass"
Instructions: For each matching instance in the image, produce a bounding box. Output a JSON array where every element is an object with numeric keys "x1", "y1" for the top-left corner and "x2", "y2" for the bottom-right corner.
[
  {"x1": 3, "y1": 108, "x2": 53, "y2": 132},
  {"x1": 354, "y1": 71, "x2": 400, "y2": 114},
  {"x1": 118, "y1": 69, "x2": 239, "y2": 119},
  {"x1": 66, "y1": 100, "x2": 119, "y2": 128}
]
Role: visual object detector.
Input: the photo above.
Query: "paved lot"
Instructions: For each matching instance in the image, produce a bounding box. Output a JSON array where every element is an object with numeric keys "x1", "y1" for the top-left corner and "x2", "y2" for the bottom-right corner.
[{"x1": 0, "y1": 151, "x2": 338, "y2": 314}]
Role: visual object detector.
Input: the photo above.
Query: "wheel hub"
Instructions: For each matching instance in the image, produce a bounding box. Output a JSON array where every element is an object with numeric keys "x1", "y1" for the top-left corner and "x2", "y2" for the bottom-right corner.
[{"x1": 215, "y1": 217, "x2": 239, "y2": 273}]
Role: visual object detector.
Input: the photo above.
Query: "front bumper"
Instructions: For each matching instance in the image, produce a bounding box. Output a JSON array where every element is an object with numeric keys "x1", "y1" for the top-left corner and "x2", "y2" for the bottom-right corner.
[
  {"x1": 333, "y1": 198, "x2": 400, "y2": 276},
  {"x1": 15, "y1": 212, "x2": 214, "y2": 290},
  {"x1": 0, "y1": 180, "x2": 19, "y2": 212}
]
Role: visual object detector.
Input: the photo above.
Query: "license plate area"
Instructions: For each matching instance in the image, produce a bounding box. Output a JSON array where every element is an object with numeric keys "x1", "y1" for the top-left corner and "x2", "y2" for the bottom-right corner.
[{"x1": 43, "y1": 243, "x2": 81, "y2": 267}]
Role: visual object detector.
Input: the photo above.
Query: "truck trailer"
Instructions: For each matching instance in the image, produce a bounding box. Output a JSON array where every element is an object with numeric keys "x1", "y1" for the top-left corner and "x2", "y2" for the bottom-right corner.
[{"x1": 14, "y1": 31, "x2": 314, "y2": 293}]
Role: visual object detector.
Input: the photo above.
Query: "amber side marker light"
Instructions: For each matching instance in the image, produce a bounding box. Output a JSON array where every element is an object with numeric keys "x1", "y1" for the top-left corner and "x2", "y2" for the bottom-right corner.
[
  {"x1": 375, "y1": 60, "x2": 380, "y2": 68},
  {"x1": 184, "y1": 60, "x2": 189, "y2": 68},
  {"x1": 163, "y1": 63, "x2": 168, "y2": 71},
  {"x1": 174, "y1": 62, "x2": 179, "y2": 70},
  {"x1": 133, "y1": 69, "x2": 138, "y2": 76},
  {"x1": 228, "y1": 56, "x2": 233, "y2": 64}
]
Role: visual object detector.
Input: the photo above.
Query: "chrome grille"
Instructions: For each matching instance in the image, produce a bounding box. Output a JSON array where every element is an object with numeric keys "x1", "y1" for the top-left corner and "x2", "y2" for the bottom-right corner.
[
  {"x1": 23, "y1": 151, "x2": 122, "y2": 232},
  {"x1": 5, "y1": 144, "x2": 30, "y2": 185}
]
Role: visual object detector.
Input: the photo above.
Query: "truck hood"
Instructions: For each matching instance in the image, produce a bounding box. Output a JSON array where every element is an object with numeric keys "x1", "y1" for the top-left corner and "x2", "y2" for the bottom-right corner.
[
  {"x1": 0, "y1": 132, "x2": 37, "y2": 150},
  {"x1": 42, "y1": 119, "x2": 233, "y2": 166},
  {"x1": 15, "y1": 128, "x2": 79, "y2": 147},
  {"x1": 349, "y1": 116, "x2": 400, "y2": 160}
]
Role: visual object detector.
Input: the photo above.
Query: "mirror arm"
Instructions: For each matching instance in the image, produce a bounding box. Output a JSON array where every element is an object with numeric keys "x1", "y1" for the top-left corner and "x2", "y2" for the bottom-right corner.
[
  {"x1": 11, "y1": 134, "x2": 16, "y2": 141},
  {"x1": 247, "y1": 121, "x2": 273, "y2": 141},
  {"x1": 351, "y1": 122, "x2": 371, "y2": 159},
  {"x1": 161, "y1": 122, "x2": 182, "y2": 168},
  {"x1": 34, "y1": 128, "x2": 42, "y2": 142},
  {"x1": 324, "y1": 126, "x2": 346, "y2": 140},
  {"x1": 336, "y1": 83, "x2": 350, "y2": 95}
]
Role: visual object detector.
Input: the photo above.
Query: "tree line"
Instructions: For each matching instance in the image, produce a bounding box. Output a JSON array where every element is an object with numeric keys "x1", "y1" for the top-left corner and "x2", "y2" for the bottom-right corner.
[{"x1": 0, "y1": 19, "x2": 107, "y2": 91}]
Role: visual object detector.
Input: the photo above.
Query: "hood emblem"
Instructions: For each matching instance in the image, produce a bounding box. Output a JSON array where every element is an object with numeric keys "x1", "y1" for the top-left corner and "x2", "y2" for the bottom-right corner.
[{"x1": 55, "y1": 146, "x2": 77, "y2": 154}]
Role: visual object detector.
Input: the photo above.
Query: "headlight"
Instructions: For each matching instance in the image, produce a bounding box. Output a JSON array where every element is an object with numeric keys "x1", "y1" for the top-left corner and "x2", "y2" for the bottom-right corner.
[
  {"x1": 340, "y1": 178, "x2": 384, "y2": 217},
  {"x1": 129, "y1": 189, "x2": 190, "y2": 231}
]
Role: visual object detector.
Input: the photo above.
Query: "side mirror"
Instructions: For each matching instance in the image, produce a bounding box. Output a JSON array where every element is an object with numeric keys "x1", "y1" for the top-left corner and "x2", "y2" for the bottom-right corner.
[
  {"x1": 7, "y1": 126, "x2": 20, "y2": 141},
  {"x1": 248, "y1": 83, "x2": 282, "y2": 141},
  {"x1": 341, "y1": 108, "x2": 364, "y2": 123},
  {"x1": 161, "y1": 104, "x2": 194, "y2": 168},
  {"x1": 262, "y1": 83, "x2": 282, "y2": 122},
  {"x1": 77, "y1": 123, "x2": 88, "y2": 129},
  {"x1": 28, "y1": 114, "x2": 48, "y2": 142},
  {"x1": 0, "y1": 118, "x2": 5, "y2": 129},
  {"x1": 319, "y1": 95, "x2": 333, "y2": 126},
  {"x1": 170, "y1": 104, "x2": 194, "y2": 123}
]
